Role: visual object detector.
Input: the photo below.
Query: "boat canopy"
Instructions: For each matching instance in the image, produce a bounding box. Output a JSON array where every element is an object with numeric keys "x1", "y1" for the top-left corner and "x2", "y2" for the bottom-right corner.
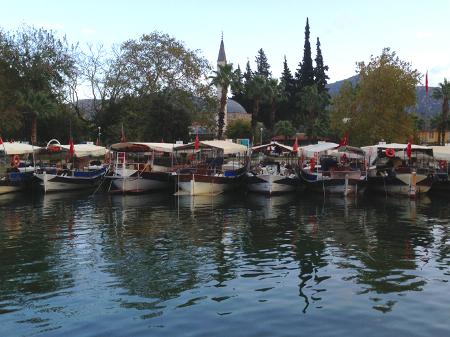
[
  {"x1": 429, "y1": 146, "x2": 450, "y2": 161},
  {"x1": 300, "y1": 142, "x2": 339, "y2": 157},
  {"x1": 110, "y1": 142, "x2": 178, "y2": 153},
  {"x1": 362, "y1": 143, "x2": 433, "y2": 165},
  {"x1": 60, "y1": 144, "x2": 107, "y2": 157},
  {"x1": 0, "y1": 142, "x2": 39, "y2": 155},
  {"x1": 251, "y1": 141, "x2": 294, "y2": 153},
  {"x1": 176, "y1": 140, "x2": 248, "y2": 155}
]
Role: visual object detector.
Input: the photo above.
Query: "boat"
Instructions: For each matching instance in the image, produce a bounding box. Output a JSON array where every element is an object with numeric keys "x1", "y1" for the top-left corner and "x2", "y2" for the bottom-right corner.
[
  {"x1": 299, "y1": 142, "x2": 367, "y2": 196},
  {"x1": 174, "y1": 140, "x2": 248, "y2": 195},
  {"x1": 0, "y1": 142, "x2": 38, "y2": 194},
  {"x1": 424, "y1": 145, "x2": 450, "y2": 193},
  {"x1": 362, "y1": 142, "x2": 434, "y2": 197},
  {"x1": 246, "y1": 141, "x2": 300, "y2": 194},
  {"x1": 33, "y1": 139, "x2": 108, "y2": 193},
  {"x1": 107, "y1": 142, "x2": 179, "y2": 193}
]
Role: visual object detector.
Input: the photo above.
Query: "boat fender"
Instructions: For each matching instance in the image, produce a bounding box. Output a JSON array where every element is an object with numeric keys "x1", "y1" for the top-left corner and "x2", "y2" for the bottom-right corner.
[
  {"x1": 11, "y1": 155, "x2": 20, "y2": 167},
  {"x1": 385, "y1": 148, "x2": 395, "y2": 158}
]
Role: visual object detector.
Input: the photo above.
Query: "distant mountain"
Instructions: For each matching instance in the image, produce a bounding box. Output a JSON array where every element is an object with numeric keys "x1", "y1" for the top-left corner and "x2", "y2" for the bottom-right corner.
[{"x1": 326, "y1": 76, "x2": 441, "y2": 118}]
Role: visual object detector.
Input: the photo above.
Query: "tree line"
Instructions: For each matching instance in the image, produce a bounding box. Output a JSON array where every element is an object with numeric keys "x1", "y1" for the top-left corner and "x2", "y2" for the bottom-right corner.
[{"x1": 0, "y1": 21, "x2": 449, "y2": 147}]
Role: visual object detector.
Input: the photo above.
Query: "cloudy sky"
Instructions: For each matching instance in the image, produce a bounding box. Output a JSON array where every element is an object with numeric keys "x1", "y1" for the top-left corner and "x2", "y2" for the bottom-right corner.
[{"x1": 1, "y1": 0, "x2": 448, "y2": 87}]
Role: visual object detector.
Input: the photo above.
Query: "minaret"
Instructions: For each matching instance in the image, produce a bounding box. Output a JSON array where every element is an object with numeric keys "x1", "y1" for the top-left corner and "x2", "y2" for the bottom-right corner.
[{"x1": 216, "y1": 34, "x2": 228, "y2": 134}]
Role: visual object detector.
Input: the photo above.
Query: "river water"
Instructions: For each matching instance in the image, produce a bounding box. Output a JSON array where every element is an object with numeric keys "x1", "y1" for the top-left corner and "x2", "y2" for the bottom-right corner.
[{"x1": 0, "y1": 191, "x2": 449, "y2": 337}]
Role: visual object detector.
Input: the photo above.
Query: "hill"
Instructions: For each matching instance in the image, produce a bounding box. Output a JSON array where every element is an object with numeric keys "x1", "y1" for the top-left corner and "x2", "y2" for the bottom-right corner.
[{"x1": 326, "y1": 76, "x2": 441, "y2": 118}]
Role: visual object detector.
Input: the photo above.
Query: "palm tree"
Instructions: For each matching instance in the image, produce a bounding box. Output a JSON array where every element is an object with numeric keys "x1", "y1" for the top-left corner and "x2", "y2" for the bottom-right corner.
[
  {"x1": 18, "y1": 90, "x2": 57, "y2": 144},
  {"x1": 210, "y1": 63, "x2": 235, "y2": 139},
  {"x1": 432, "y1": 78, "x2": 450, "y2": 145},
  {"x1": 265, "y1": 78, "x2": 286, "y2": 129},
  {"x1": 247, "y1": 75, "x2": 268, "y2": 130}
]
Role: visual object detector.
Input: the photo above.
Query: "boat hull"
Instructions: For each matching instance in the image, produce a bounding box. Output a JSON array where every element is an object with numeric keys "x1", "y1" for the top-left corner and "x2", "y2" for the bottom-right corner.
[
  {"x1": 300, "y1": 169, "x2": 366, "y2": 195},
  {"x1": 110, "y1": 171, "x2": 172, "y2": 193},
  {"x1": 246, "y1": 174, "x2": 298, "y2": 194},
  {"x1": 367, "y1": 173, "x2": 432, "y2": 195},
  {"x1": 34, "y1": 168, "x2": 106, "y2": 193},
  {"x1": 177, "y1": 172, "x2": 244, "y2": 195}
]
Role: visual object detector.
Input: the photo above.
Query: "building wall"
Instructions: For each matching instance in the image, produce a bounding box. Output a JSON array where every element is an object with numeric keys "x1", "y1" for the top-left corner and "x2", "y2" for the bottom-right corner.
[
  {"x1": 227, "y1": 112, "x2": 251, "y2": 124},
  {"x1": 419, "y1": 130, "x2": 450, "y2": 144}
]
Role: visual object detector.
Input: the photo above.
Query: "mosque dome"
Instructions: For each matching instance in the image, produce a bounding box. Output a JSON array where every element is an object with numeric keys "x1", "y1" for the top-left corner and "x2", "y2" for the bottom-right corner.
[{"x1": 227, "y1": 99, "x2": 247, "y2": 114}]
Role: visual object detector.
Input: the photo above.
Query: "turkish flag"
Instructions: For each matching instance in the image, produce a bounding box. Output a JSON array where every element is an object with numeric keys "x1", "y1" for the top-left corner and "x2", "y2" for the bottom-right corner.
[
  {"x1": 406, "y1": 138, "x2": 412, "y2": 159},
  {"x1": 194, "y1": 133, "x2": 199, "y2": 151},
  {"x1": 69, "y1": 138, "x2": 75, "y2": 158},
  {"x1": 293, "y1": 138, "x2": 298, "y2": 153},
  {"x1": 0, "y1": 137, "x2": 3, "y2": 145},
  {"x1": 339, "y1": 132, "x2": 349, "y2": 146}
]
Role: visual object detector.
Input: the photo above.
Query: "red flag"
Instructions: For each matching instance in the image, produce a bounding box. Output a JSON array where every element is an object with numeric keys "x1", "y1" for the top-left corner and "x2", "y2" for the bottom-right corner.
[
  {"x1": 293, "y1": 138, "x2": 298, "y2": 153},
  {"x1": 69, "y1": 138, "x2": 75, "y2": 158},
  {"x1": 406, "y1": 137, "x2": 412, "y2": 159},
  {"x1": 194, "y1": 133, "x2": 199, "y2": 151},
  {"x1": 425, "y1": 71, "x2": 429, "y2": 96},
  {"x1": 0, "y1": 137, "x2": 3, "y2": 145},
  {"x1": 339, "y1": 132, "x2": 349, "y2": 147},
  {"x1": 120, "y1": 123, "x2": 126, "y2": 143}
]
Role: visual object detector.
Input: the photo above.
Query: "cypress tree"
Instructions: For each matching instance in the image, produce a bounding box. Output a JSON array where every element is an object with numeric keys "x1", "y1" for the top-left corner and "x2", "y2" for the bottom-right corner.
[
  {"x1": 255, "y1": 48, "x2": 271, "y2": 78},
  {"x1": 231, "y1": 64, "x2": 244, "y2": 99},
  {"x1": 295, "y1": 17, "x2": 314, "y2": 89},
  {"x1": 244, "y1": 60, "x2": 253, "y2": 83},
  {"x1": 314, "y1": 37, "x2": 329, "y2": 92},
  {"x1": 281, "y1": 55, "x2": 295, "y2": 96}
]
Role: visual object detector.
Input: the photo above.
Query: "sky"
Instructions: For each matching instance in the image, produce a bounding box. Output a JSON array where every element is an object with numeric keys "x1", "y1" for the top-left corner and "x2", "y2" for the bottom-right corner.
[{"x1": 0, "y1": 0, "x2": 449, "y2": 90}]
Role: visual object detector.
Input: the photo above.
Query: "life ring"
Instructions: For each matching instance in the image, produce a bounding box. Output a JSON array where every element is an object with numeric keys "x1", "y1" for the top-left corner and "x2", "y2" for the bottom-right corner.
[
  {"x1": 438, "y1": 160, "x2": 447, "y2": 170},
  {"x1": 385, "y1": 148, "x2": 395, "y2": 158},
  {"x1": 11, "y1": 155, "x2": 20, "y2": 167}
]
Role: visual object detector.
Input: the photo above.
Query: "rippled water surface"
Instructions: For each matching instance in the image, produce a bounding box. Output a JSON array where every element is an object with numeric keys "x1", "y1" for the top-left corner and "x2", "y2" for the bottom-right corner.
[{"x1": 0, "y1": 191, "x2": 449, "y2": 337}]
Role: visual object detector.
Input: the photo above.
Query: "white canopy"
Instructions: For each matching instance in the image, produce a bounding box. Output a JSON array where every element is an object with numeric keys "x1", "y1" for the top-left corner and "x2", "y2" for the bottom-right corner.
[
  {"x1": 430, "y1": 146, "x2": 450, "y2": 161},
  {"x1": 251, "y1": 141, "x2": 294, "y2": 153},
  {"x1": 300, "y1": 142, "x2": 339, "y2": 158},
  {"x1": 110, "y1": 142, "x2": 179, "y2": 153},
  {"x1": 61, "y1": 144, "x2": 107, "y2": 157},
  {"x1": 0, "y1": 142, "x2": 39, "y2": 155},
  {"x1": 176, "y1": 140, "x2": 248, "y2": 155}
]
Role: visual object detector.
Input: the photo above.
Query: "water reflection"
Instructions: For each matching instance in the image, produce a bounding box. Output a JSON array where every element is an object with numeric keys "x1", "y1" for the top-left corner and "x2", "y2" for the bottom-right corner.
[{"x1": 0, "y1": 192, "x2": 449, "y2": 336}]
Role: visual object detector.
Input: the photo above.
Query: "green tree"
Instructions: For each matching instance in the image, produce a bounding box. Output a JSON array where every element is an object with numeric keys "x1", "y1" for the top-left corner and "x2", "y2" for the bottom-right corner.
[
  {"x1": 279, "y1": 56, "x2": 296, "y2": 121},
  {"x1": 295, "y1": 18, "x2": 314, "y2": 89},
  {"x1": 255, "y1": 48, "x2": 271, "y2": 78},
  {"x1": 297, "y1": 84, "x2": 329, "y2": 139},
  {"x1": 330, "y1": 81, "x2": 359, "y2": 141},
  {"x1": 313, "y1": 37, "x2": 329, "y2": 93},
  {"x1": 432, "y1": 78, "x2": 450, "y2": 145},
  {"x1": 330, "y1": 48, "x2": 420, "y2": 146},
  {"x1": 18, "y1": 90, "x2": 58, "y2": 144},
  {"x1": 109, "y1": 31, "x2": 211, "y2": 97},
  {"x1": 247, "y1": 75, "x2": 268, "y2": 129},
  {"x1": 274, "y1": 120, "x2": 296, "y2": 142},
  {"x1": 265, "y1": 78, "x2": 286, "y2": 129},
  {"x1": 209, "y1": 63, "x2": 235, "y2": 139},
  {"x1": 226, "y1": 119, "x2": 252, "y2": 139}
]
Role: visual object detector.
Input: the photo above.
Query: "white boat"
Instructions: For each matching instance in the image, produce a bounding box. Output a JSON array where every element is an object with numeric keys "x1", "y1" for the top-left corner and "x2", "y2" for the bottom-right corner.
[
  {"x1": 175, "y1": 140, "x2": 248, "y2": 195},
  {"x1": 107, "y1": 142, "x2": 179, "y2": 193},
  {"x1": 362, "y1": 142, "x2": 434, "y2": 197},
  {"x1": 0, "y1": 142, "x2": 39, "y2": 194},
  {"x1": 247, "y1": 141, "x2": 299, "y2": 194},
  {"x1": 33, "y1": 139, "x2": 108, "y2": 193}
]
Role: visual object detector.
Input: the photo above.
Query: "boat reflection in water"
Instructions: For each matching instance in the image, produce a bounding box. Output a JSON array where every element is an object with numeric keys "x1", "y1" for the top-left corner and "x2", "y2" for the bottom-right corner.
[{"x1": 1, "y1": 191, "x2": 450, "y2": 337}]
